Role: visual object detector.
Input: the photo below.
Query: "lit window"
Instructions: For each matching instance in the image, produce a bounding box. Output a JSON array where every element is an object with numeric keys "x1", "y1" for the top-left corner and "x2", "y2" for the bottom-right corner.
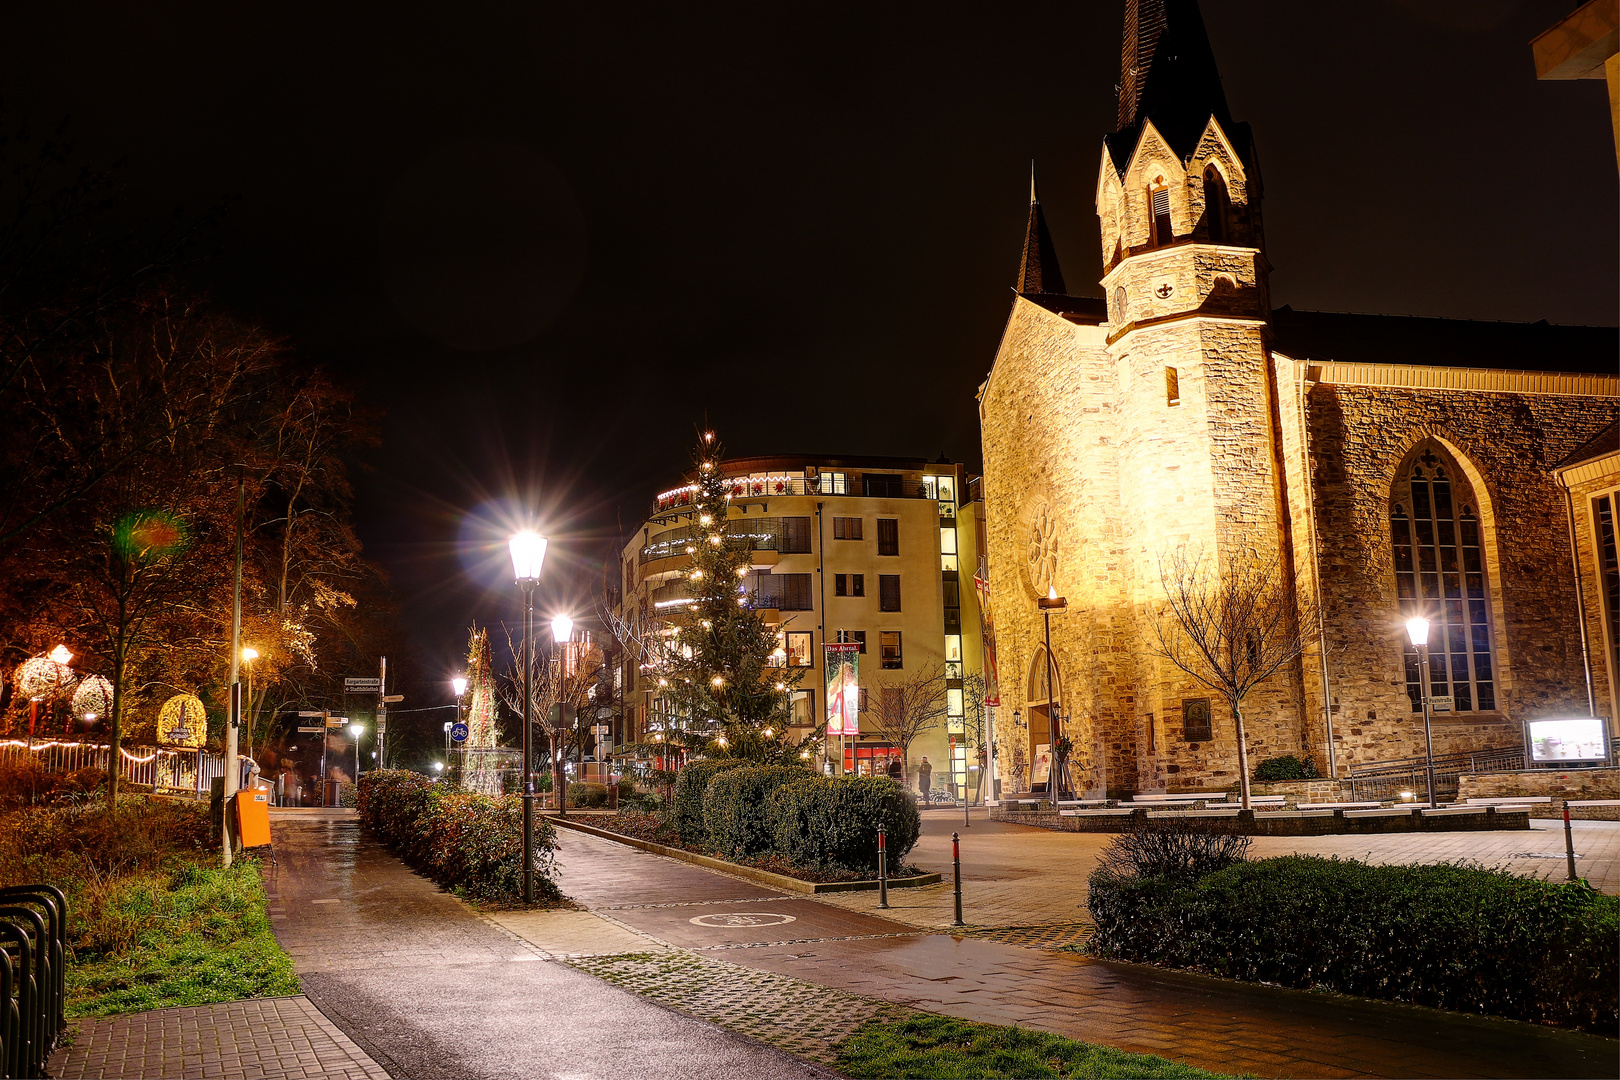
[
  {"x1": 940, "y1": 528, "x2": 958, "y2": 555},
  {"x1": 1166, "y1": 366, "x2": 1180, "y2": 406},
  {"x1": 785, "y1": 631, "x2": 813, "y2": 667},
  {"x1": 880, "y1": 631, "x2": 902, "y2": 669}
]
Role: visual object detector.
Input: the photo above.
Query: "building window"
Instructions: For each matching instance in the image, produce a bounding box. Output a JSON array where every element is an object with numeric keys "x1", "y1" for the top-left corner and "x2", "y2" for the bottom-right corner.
[
  {"x1": 748, "y1": 572, "x2": 815, "y2": 611},
  {"x1": 1392, "y1": 446, "x2": 1496, "y2": 712},
  {"x1": 1113, "y1": 286, "x2": 1128, "y2": 322},
  {"x1": 877, "y1": 518, "x2": 899, "y2": 556},
  {"x1": 880, "y1": 631, "x2": 903, "y2": 669},
  {"x1": 942, "y1": 578, "x2": 960, "y2": 631},
  {"x1": 821, "y1": 472, "x2": 848, "y2": 495},
  {"x1": 834, "y1": 573, "x2": 865, "y2": 597},
  {"x1": 1182, "y1": 698, "x2": 1212, "y2": 742},
  {"x1": 1204, "y1": 165, "x2": 1227, "y2": 243},
  {"x1": 779, "y1": 516, "x2": 812, "y2": 553},
  {"x1": 1593, "y1": 493, "x2": 1619, "y2": 718},
  {"x1": 1166, "y1": 366, "x2": 1180, "y2": 405},
  {"x1": 879, "y1": 574, "x2": 901, "y2": 611},
  {"x1": 863, "y1": 473, "x2": 906, "y2": 497},
  {"x1": 790, "y1": 690, "x2": 815, "y2": 728},
  {"x1": 1151, "y1": 186, "x2": 1172, "y2": 245},
  {"x1": 785, "y1": 631, "x2": 813, "y2": 667},
  {"x1": 837, "y1": 629, "x2": 866, "y2": 653},
  {"x1": 833, "y1": 516, "x2": 863, "y2": 540}
]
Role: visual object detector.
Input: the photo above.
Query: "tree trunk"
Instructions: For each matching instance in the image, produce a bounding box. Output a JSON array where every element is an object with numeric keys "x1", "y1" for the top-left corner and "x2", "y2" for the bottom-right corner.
[
  {"x1": 108, "y1": 644, "x2": 124, "y2": 810},
  {"x1": 1233, "y1": 699, "x2": 1252, "y2": 810}
]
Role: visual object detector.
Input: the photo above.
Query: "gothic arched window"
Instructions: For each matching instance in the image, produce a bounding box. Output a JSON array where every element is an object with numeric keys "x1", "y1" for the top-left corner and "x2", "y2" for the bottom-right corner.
[
  {"x1": 1391, "y1": 447, "x2": 1496, "y2": 712},
  {"x1": 1203, "y1": 166, "x2": 1228, "y2": 244}
]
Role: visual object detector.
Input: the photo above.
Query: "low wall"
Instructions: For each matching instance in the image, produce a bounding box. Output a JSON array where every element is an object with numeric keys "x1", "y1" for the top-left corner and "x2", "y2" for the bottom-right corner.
[
  {"x1": 989, "y1": 804, "x2": 1530, "y2": 836},
  {"x1": 1244, "y1": 779, "x2": 1353, "y2": 801},
  {"x1": 1458, "y1": 768, "x2": 1619, "y2": 820}
]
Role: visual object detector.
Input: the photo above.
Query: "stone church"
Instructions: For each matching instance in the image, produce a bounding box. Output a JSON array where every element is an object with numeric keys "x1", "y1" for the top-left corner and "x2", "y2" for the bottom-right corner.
[{"x1": 978, "y1": 0, "x2": 1619, "y2": 796}]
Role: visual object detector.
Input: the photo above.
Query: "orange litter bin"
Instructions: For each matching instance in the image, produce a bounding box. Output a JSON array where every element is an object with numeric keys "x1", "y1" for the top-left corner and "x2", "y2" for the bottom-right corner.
[{"x1": 235, "y1": 786, "x2": 273, "y2": 849}]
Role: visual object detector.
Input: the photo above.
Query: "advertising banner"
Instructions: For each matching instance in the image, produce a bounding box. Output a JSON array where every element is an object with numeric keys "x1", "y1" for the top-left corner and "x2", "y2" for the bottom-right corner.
[
  {"x1": 825, "y1": 643, "x2": 860, "y2": 736},
  {"x1": 973, "y1": 564, "x2": 1001, "y2": 707},
  {"x1": 1525, "y1": 716, "x2": 1610, "y2": 763}
]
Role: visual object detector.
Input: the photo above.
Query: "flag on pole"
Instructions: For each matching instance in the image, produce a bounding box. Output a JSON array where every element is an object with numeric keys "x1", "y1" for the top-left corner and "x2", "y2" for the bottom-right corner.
[{"x1": 824, "y1": 643, "x2": 859, "y2": 736}]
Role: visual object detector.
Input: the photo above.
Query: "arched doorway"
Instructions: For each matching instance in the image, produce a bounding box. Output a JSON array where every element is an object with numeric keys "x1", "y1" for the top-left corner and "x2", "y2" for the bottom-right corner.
[{"x1": 1025, "y1": 648, "x2": 1062, "y2": 793}]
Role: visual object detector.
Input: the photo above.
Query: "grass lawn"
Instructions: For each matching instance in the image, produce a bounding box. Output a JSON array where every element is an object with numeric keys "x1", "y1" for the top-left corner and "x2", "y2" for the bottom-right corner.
[{"x1": 835, "y1": 1014, "x2": 1234, "y2": 1080}]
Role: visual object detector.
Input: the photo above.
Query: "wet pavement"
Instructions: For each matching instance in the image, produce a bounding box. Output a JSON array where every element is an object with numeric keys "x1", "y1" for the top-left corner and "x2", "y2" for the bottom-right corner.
[
  {"x1": 548, "y1": 822, "x2": 1620, "y2": 1079},
  {"x1": 264, "y1": 808, "x2": 834, "y2": 1080}
]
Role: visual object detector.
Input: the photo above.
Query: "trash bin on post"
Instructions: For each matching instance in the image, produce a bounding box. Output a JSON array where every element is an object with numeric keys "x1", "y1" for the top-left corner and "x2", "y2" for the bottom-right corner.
[
  {"x1": 324, "y1": 778, "x2": 341, "y2": 807},
  {"x1": 235, "y1": 786, "x2": 272, "y2": 849}
]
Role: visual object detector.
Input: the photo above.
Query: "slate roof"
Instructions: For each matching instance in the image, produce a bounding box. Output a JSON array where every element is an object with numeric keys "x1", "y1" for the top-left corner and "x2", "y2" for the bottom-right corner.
[
  {"x1": 1553, "y1": 419, "x2": 1619, "y2": 471},
  {"x1": 1016, "y1": 166, "x2": 1067, "y2": 295}
]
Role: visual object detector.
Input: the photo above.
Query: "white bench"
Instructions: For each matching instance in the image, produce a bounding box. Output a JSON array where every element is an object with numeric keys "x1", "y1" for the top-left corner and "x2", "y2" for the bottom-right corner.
[
  {"x1": 1465, "y1": 796, "x2": 1552, "y2": 805},
  {"x1": 1129, "y1": 794, "x2": 1212, "y2": 803},
  {"x1": 1060, "y1": 807, "x2": 1138, "y2": 817},
  {"x1": 1421, "y1": 805, "x2": 1486, "y2": 816},
  {"x1": 1345, "y1": 807, "x2": 1419, "y2": 818},
  {"x1": 1262, "y1": 809, "x2": 1338, "y2": 819},
  {"x1": 1296, "y1": 801, "x2": 1382, "y2": 809},
  {"x1": 1567, "y1": 800, "x2": 1620, "y2": 808},
  {"x1": 1147, "y1": 808, "x2": 1242, "y2": 818}
]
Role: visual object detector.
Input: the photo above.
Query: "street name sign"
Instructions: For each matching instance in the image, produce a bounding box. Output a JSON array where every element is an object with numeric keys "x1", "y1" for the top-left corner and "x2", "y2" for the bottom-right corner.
[
  {"x1": 1428, "y1": 696, "x2": 1455, "y2": 712},
  {"x1": 345, "y1": 678, "x2": 382, "y2": 693},
  {"x1": 296, "y1": 725, "x2": 323, "y2": 734},
  {"x1": 382, "y1": 694, "x2": 404, "y2": 703}
]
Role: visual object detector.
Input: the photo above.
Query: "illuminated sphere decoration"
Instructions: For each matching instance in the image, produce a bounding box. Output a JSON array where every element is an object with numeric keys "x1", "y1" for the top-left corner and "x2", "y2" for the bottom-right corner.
[
  {"x1": 72, "y1": 675, "x2": 113, "y2": 720},
  {"x1": 15, "y1": 655, "x2": 77, "y2": 702},
  {"x1": 158, "y1": 694, "x2": 208, "y2": 748}
]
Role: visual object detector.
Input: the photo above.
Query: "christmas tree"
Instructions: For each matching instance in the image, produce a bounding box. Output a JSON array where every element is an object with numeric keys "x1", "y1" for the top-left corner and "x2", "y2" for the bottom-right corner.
[
  {"x1": 461, "y1": 627, "x2": 501, "y2": 793},
  {"x1": 654, "y1": 431, "x2": 813, "y2": 764}
]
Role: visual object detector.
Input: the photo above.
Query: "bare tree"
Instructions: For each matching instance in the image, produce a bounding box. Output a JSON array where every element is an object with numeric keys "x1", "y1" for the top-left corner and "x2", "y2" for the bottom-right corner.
[
  {"x1": 1152, "y1": 542, "x2": 1318, "y2": 810},
  {"x1": 497, "y1": 624, "x2": 603, "y2": 784},
  {"x1": 863, "y1": 664, "x2": 949, "y2": 785}
]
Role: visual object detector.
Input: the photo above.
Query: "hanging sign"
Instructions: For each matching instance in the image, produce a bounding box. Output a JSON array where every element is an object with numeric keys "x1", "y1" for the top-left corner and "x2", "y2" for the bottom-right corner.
[
  {"x1": 825, "y1": 643, "x2": 859, "y2": 737},
  {"x1": 972, "y1": 568, "x2": 1001, "y2": 707}
]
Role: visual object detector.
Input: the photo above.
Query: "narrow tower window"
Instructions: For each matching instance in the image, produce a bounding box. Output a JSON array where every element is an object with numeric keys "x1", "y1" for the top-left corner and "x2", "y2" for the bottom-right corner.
[
  {"x1": 1204, "y1": 166, "x2": 1228, "y2": 244},
  {"x1": 1113, "y1": 286, "x2": 1128, "y2": 322},
  {"x1": 1151, "y1": 186, "x2": 1172, "y2": 245},
  {"x1": 1165, "y1": 366, "x2": 1180, "y2": 405}
]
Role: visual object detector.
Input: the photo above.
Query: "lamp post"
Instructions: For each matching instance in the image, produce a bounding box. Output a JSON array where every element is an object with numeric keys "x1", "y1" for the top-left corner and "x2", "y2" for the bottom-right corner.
[
  {"x1": 509, "y1": 530, "x2": 548, "y2": 904},
  {"x1": 551, "y1": 614, "x2": 574, "y2": 818},
  {"x1": 1036, "y1": 587, "x2": 1068, "y2": 800},
  {"x1": 449, "y1": 676, "x2": 466, "y2": 777},
  {"x1": 242, "y1": 647, "x2": 258, "y2": 753},
  {"x1": 1406, "y1": 617, "x2": 1439, "y2": 809},
  {"x1": 350, "y1": 723, "x2": 364, "y2": 780}
]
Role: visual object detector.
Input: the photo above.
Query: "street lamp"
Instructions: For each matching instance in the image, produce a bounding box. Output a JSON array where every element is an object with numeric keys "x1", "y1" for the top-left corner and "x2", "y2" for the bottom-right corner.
[
  {"x1": 550, "y1": 613, "x2": 574, "y2": 816},
  {"x1": 241, "y1": 647, "x2": 258, "y2": 752},
  {"x1": 1036, "y1": 586, "x2": 1068, "y2": 800},
  {"x1": 449, "y1": 675, "x2": 467, "y2": 774},
  {"x1": 1405, "y1": 617, "x2": 1439, "y2": 809},
  {"x1": 350, "y1": 723, "x2": 364, "y2": 780},
  {"x1": 509, "y1": 529, "x2": 549, "y2": 904}
]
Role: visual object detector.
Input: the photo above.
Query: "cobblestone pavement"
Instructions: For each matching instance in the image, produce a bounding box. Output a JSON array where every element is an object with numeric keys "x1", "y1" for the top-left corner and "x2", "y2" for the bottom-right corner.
[
  {"x1": 48, "y1": 996, "x2": 389, "y2": 1080},
  {"x1": 549, "y1": 826, "x2": 1620, "y2": 1080},
  {"x1": 567, "y1": 951, "x2": 908, "y2": 1067}
]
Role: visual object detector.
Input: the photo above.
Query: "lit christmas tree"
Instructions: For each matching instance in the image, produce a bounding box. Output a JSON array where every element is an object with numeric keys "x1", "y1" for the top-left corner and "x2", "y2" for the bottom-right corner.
[
  {"x1": 461, "y1": 627, "x2": 501, "y2": 793},
  {"x1": 655, "y1": 432, "x2": 813, "y2": 764}
]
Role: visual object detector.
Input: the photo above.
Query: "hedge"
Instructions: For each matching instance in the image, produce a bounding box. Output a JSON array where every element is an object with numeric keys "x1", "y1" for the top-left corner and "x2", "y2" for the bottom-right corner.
[
  {"x1": 1251, "y1": 754, "x2": 1320, "y2": 781},
  {"x1": 703, "y1": 765, "x2": 814, "y2": 858},
  {"x1": 1088, "y1": 854, "x2": 1618, "y2": 1031},
  {"x1": 357, "y1": 770, "x2": 559, "y2": 901},
  {"x1": 768, "y1": 775, "x2": 920, "y2": 873},
  {"x1": 671, "y1": 758, "x2": 747, "y2": 844}
]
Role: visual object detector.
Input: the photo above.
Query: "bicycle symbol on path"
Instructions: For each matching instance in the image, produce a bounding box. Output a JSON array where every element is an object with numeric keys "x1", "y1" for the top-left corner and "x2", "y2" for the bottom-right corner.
[{"x1": 689, "y1": 912, "x2": 797, "y2": 928}]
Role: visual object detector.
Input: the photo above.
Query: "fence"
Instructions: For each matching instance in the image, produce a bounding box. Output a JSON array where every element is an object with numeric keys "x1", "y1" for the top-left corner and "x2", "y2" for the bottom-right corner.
[
  {"x1": 0, "y1": 883, "x2": 66, "y2": 1077},
  {"x1": 0, "y1": 740, "x2": 253, "y2": 800}
]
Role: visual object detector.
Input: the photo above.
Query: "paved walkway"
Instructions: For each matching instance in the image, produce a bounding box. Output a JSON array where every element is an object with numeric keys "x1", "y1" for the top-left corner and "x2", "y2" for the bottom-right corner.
[
  {"x1": 262, "y1": 808, "x2": 832, "y2": 1080},
  {"x1": 48, "y1": 996, "x2": 387, "y2": 1080},
  {"x1": 533, "y1": 820, "x2": 1618, "y2": 1080}
]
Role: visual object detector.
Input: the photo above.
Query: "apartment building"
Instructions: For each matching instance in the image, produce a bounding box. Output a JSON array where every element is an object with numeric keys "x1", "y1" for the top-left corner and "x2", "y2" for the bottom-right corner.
[{"x1": 616, "y1": 454, "x2": 987, "y2": 796}]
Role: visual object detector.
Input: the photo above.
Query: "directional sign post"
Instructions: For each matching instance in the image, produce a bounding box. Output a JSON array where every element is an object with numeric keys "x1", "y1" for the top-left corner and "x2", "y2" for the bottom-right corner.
[{"x1": 344, "y1": 678, "x2": 381, "y2": 694}]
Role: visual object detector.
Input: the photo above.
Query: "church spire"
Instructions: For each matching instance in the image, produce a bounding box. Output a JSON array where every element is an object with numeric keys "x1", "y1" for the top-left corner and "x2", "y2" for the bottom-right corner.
[
  {"x1": 1016, "y1": 163, "x2": 1066, "y2": 296},
  {"x1": 1115, "y1": 0, "x2": 1231, "y2": 159}
]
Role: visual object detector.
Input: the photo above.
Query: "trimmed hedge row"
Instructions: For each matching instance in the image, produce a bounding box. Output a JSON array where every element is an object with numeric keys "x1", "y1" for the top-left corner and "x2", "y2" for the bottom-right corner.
[
  {"x1": 1088, "y1": 854, "x2": 1618, "y2": 1031},
  {"x1": 703, "y1": 766, "x2": 815, "y2": 858},
  {"x1": 672, "y1": 759, "x2": 746, "y2": 842},
  {"x1": 357, "y1": 770, "x2": 559, "y2": 901},
  {"x1": 767, "y1": 776, "x2": 920, "y2": 874}
]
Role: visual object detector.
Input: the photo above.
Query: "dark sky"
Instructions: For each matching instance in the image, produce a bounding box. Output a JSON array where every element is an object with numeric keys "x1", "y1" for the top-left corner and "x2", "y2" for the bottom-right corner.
[{"x1": 8, "y1": 0, "x2": 1616, "y2": 687}]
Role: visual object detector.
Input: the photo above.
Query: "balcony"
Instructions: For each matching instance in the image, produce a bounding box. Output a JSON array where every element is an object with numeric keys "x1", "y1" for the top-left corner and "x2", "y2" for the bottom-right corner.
[
  {"x1": 641, "y1": 519, "x2": 791, "y2": 565},
  {"x1": 651, "y1": 475, "x2": 943, "y2": 516}
]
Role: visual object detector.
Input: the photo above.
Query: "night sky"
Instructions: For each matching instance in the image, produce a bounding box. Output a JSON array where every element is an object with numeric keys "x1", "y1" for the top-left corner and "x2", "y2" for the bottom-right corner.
[{"x1": 7, "y1": 1, "x2": 1616, "y2": 691}]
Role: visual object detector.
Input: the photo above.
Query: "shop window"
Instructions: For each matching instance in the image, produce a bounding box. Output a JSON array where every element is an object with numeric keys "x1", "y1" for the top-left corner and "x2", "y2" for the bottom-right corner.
[
  {"x1": 877, "y1": 518, "x2": 899, "y2": 555},
  {"x1": 879, "y1": 575, "x2": 901, "y2": 611},
  {"x1": 790, "y1": 690, "x2": 815, "y2": 727},
  {"x1": 881, "y1": 631, "x2": 903, "y2": 669},
  {"x1": 833, "y1": 516, "x2": 863, "y2": 540}
]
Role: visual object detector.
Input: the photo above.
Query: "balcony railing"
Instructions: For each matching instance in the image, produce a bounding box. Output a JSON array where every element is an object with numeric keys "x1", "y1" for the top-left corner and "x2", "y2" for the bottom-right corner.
[
  {"x1": 641, "y1": 519, "x2": 789, "y2": 565},
  {"x1": 652, "y1": 476, "x2": 941, "y2": 515}
]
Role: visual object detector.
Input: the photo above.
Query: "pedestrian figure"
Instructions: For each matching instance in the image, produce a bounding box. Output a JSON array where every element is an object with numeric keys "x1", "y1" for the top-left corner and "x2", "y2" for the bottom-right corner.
[
  {"x1": 918, "y1": 756, "x2": 932, "y2": 801},
  {"x1": 886, "y1": 757, "x2": 902, "y2": 782}
]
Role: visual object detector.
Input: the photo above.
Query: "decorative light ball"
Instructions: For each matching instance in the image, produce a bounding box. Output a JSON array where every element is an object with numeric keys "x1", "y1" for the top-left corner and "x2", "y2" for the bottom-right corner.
[
  {"x1": 763, "y1": 727, "x2": 773, "y2": 737},
  {"x1": 699, "y1": 514, "x2": 712, "y2": 525},
  {"x1": 735, "y1": 567, "x2": 748, "y2": 577},
  {"x1": 158, "y1": 694, "x2": 207, "y2": 748},
  {"x1": 700, "y1": 462, "x2": 713, "y2": 472},
  {"x1": 685, "y1": 546, "x2": 696, "y2": 555},
  {"x1": 15, "y1": 655, "x2": 77, "y2": 701},
  {"x1": 690, "y1": 569, "x2": 704, "y2": 580},
  {"x1": 709, "y1": 536, "x2": 721, "y2": 546},
  {"x1": 711, "y1": 675, "x2": 724, "y2": 687},
  {"x1": 715, "y1": 736, "x2": 727, "y2": 747},
  {"x1": 775, "y1": 683, "x2": 786, "y2": 691},
  {"x1": 72, "y1": 675, "x2": 113, "y2": 720},
  {"x1": 657, "y1": 678, "x2": 669, "y2": 687}
]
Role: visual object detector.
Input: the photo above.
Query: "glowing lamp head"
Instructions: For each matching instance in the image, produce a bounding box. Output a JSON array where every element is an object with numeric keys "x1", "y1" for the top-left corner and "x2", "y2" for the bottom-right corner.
[
  {"x1": 433, "y1": 762, "x2": 444, "y2": 773},
  {"x1": 83, "y1": 713, "x2": 97, "y2": 723},
  {"x1": 551, "y1": 614, "x2": 574, "y2": 643},
  {"x1": 452, "y1": 676, "x2": 467, "y2": 697},
  {"x1": 508, "y1": 531, "x2": 548, "y2": 582},
  {"x1": 241, "y1": 646, "x2": 259, "y2": 662},
  {"x1": 48, "y1": 645, "x2": 72, "y2": 665},
  {"x1": 1047, "y1": 586, "x2": 1058, "y2": 601},
  {"x1": 350, "y1": 724, "x2": 363, "y2": 739},
  {"x1": 1405, "y1": 617, "x2": 1430, "y2": 647}
]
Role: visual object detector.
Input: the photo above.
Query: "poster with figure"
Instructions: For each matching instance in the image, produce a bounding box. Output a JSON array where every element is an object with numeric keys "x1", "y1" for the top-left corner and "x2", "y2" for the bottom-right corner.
[
  {"x1": 825, "y1": 643, "x2": 859, "y2": 736},
  {"x1": 973, "y1": 563, "x2": 1001, "y2": 706},
  {"x1": 1031, "y1": 743, "x2": 1051, "y2": 785}
]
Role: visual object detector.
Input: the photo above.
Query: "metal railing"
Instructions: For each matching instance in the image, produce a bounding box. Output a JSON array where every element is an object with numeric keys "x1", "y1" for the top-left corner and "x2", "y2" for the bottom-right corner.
[
  {"x1": 652, "y1": 475, "x2": 943, "y2": 516},
  {"x1": 0, "y1": 883, "x2": 66, "y2": 1077},
  {"x1": 0, "y1": 740, "x2": 252, "y2": 801},
  {"x1": 641, "y1": 520, "x2": 789, "y2": 565}
]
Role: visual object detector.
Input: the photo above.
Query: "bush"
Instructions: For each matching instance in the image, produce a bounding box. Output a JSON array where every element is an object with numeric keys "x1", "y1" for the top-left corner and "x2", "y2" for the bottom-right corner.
[
  {"x1": 568, "y1": 782, "x2": 609, "y2": 809},
  {"x1": 1096, "y1": 818, "x2": 1250, "y2": 883},
  {"x1": 0, "y1": 760, "x2": 108, "y2": 810},
  {"x1": 357, "y1": 770, "x2": 559, "y2": 901},
  {"x1": 1088, "y1": 854, "x2": 1619, "y2": 1031},
  {"x1": 671, "y1": 758, "x2": 747, "y2": 844},
  {"x1": 1251, "y1": 754, "x2": 1320, "y2": 782},
  {"x1": 768, "y1": 776, "x2": 921, "y2": 873},
  {"x1": 703, "y1": 765, "x2": 814, "y2": 858}
]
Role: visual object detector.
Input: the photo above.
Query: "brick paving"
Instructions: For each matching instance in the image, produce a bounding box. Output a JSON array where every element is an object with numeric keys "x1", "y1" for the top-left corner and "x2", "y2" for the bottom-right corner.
[{"x1": 48, "y1": 996, "x2": 389, "y2": 1080}]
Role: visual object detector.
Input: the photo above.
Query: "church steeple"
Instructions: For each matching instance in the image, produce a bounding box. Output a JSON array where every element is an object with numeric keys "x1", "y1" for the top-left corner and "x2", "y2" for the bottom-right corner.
[
  {"x1": 1113, "y1": 0, "x2": 1236, "y2": 168},
  {"x1": 1016, "y1": 163, "x2": 1067, "y2": 296}
]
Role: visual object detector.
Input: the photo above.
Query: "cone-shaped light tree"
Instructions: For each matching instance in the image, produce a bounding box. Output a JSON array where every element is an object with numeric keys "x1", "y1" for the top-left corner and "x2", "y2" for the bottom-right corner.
[
  {"x1": 461, "y1": 627, "x2": 501, "y2": 793},
  {"x1": 654, "y1": 432, "x2": 813, "y2": 764}
]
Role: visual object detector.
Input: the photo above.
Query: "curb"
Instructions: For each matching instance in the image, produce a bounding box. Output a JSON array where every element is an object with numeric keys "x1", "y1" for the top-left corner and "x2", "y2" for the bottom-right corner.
[{"x1": 547, "y1": 815, "x2": 942, "y2": 894}]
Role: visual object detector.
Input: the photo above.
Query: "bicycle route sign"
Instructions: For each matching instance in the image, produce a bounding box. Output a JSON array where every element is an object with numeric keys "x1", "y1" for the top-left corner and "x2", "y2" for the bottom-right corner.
[{"x1": 450, "y1": 722, "x2": 469, "y2": 742}]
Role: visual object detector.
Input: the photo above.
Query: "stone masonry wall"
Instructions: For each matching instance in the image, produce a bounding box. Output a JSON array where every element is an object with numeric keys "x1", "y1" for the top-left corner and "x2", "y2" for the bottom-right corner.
[
  {"x1": 1303, "y1": 384, "x2": 1619, "y2": 769},
  {"x1": 1458, "y1": 767, "x2": 1619, "y2": 819}
]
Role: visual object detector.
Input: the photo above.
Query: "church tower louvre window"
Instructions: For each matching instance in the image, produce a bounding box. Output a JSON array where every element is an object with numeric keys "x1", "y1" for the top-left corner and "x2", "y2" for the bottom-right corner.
[
  {"x1": 1150, "y1": 186, "x2": 1172, "y2": 245},
  {"x1": 1203, "y1": 165, "x2": 1227, "y2": 243},
  {"x1": 1391, "y1": 446, "x2": 1497, "y2": 713}
]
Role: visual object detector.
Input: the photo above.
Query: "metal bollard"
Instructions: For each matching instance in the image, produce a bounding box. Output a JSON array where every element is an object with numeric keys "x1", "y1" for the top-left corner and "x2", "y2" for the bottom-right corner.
[
  {"x1": 1564, "y1": 804, "x2": 1579, "y2": 882},
  {"x1": 951, "y1": 831, "x2": 964, "y2": 927},
  {"x1": 877, "y1": 824, "x2": 889, "y2": 909}
]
